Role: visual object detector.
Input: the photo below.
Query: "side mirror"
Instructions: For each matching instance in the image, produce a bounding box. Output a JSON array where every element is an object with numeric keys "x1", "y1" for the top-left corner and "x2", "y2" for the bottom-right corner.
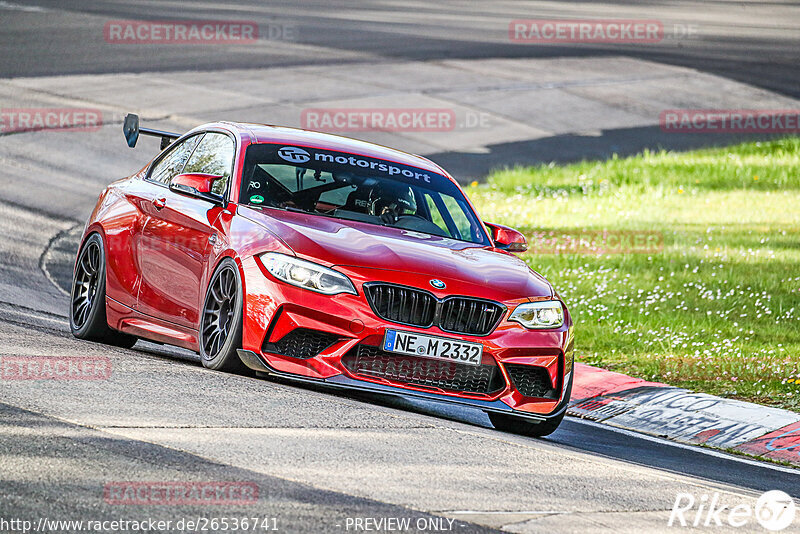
[
  {"x1": 485, "y1": 222, "x2": 528, "y2": 253},
  {"x1": 170, "y1": 173, "x2": 224, "y2": 204}
]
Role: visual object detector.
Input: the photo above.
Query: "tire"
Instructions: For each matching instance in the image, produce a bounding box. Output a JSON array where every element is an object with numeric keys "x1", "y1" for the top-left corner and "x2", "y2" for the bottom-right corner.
[
  {"x1": 488, "y1": 370, "x2": 574, "y2": 437},
  {"x1": 199, "y1": 258, "x2": 246, "y2": 372},
  {"x1": 70, "y1": 233, "x2": 137, "y2": 348}
]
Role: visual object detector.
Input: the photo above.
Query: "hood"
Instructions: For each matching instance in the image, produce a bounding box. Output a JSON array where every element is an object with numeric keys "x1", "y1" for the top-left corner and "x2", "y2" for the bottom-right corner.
[{"x1": 240, "y1": 206, "x2": 553, "y2": 301}]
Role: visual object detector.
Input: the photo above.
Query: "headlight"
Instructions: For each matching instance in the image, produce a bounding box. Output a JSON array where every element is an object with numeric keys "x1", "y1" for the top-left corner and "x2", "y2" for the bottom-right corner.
[
  {"x1": 509, "y1": 300, "x2": 564, "y2": 329},
  {"x1": 260, "y1": 253, "x2": 356, "y2": 295}
]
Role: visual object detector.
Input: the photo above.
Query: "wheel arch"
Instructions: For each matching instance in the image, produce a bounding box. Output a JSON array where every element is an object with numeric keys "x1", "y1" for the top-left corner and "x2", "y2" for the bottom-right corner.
[{"x1": 76, "y1": 224, "x2": 107, "y2": 266}]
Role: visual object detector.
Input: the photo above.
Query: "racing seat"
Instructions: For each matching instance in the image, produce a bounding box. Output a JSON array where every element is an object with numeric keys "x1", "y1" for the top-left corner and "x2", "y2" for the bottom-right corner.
[
  {"x1": 341, "y1": 188, "x2": 373, "y2": 214},
  {"x1": 333, "y1": 187, "x2": 377, "y2": 223}
]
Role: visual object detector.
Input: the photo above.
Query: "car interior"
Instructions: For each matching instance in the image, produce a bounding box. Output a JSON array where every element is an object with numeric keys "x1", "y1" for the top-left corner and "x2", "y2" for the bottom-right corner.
[{"x1": 241, "y1": 162, "x2": 478, "y2": 241}]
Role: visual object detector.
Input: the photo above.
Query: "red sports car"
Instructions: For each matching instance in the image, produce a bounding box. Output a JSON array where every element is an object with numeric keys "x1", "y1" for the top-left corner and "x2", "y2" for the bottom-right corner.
[{"x1": 70, "y1": 114, "x2": 574, "y2": 436}]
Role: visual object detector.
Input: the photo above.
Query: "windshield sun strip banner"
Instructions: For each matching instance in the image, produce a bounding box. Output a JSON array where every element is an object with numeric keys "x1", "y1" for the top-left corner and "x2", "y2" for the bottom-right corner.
[{"x1": 242, "y1": 143, "x2": 458, "y2": 195}]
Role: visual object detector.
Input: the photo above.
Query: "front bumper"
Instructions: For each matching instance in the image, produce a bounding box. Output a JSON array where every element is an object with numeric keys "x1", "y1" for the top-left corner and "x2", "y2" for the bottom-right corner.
[
  {"x1": 239, "y1": 256, "x2": 574, "y2": 417},
  {"x1": 238, "y1": 348, "x2": 571, "y2": 423}
]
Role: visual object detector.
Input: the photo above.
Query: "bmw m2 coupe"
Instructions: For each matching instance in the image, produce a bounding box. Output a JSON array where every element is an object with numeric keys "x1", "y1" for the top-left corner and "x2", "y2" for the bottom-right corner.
[{"x1": 70, "y1": 114, "x2": 574, "y2": 436}]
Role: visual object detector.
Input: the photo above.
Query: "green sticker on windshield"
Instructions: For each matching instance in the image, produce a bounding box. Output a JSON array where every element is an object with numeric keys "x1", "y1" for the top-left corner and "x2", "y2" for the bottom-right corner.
[{"x1": 250, "y1": 195, "x2": 264, "y2": 204}]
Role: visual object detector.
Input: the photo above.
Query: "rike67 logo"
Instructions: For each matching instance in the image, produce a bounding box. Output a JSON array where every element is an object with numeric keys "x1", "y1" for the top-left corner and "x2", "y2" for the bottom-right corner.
[{"x1": 669, "y1": 490, "x2": 796, "y2": 531}]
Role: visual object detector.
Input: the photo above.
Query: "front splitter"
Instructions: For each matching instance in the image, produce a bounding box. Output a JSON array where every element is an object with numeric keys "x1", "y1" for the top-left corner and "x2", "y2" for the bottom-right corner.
[{"x1": 237, "y1": 349, "x2": 569, "y2": 423}]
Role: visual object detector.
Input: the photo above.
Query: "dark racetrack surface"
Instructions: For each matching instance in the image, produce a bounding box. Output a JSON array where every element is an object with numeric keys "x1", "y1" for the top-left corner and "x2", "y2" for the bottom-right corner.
[
  {"x1": 0, "y1": 2, "x2": 798, "y2": 532},
  {"x1": 2, "y1": 0, "x2": 799, "y2": 98}
]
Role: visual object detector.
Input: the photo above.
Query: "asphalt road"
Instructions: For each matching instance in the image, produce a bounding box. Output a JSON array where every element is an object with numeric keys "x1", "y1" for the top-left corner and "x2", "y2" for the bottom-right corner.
[
  {"x1": 1, "y1": 0, "x2": 798, "y2": 98},
  {"x1": 1, "y1": 303, "x2": 798, "y2": 533},
  {"x1": 0, "y1": 1, "x2": 798, "y2": 532}
]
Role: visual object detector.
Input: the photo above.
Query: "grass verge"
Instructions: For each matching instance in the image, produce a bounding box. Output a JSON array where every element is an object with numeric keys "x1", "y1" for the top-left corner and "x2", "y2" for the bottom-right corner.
[{"x1": 470, "y1": 137, "x2": 800, "y2": 412}]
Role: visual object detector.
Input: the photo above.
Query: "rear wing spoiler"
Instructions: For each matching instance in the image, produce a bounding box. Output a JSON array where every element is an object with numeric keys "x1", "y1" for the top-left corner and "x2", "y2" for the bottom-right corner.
[{"x1": 123, "y1": 113, "x2": 180, "y2": 150}]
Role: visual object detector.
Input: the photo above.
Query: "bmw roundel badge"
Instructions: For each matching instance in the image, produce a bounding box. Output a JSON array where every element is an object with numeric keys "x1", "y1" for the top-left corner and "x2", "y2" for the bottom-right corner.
[{"x1": 429, "y1": 279, "x2": 446, "y2": 290}]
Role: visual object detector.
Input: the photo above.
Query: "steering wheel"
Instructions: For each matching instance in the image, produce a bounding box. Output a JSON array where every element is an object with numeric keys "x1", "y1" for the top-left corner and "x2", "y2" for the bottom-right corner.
[
  {"x1": 394, "y1": 214, "x2": 446, "y2": 236},
  {"x1": 397, "y1": 213, "x2": 427, "y2": 221}
]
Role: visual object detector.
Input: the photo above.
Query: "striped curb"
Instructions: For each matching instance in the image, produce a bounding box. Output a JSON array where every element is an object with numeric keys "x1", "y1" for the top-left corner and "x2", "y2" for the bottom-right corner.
[{"x1": 568, "y1": 363, "x2": 800, "y2": 467}]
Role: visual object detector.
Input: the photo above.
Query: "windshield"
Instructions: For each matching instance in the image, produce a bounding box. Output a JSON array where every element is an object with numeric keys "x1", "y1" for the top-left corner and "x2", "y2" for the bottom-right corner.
[{"x1": 239, "y1": 144, "x2": 490, "y2": 245}]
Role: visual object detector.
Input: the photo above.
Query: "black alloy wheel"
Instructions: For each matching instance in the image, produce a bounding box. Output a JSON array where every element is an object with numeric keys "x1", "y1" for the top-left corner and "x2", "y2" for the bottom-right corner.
[
  {"x1": 200, "y1": 258, "x2": 246, "y2": 372},
  {"x1": 71, "y1": 238, "x2": 101, "y2": 329},
  {"x1": 69, "y1": 233, "x2": 137, "y2": 348}
]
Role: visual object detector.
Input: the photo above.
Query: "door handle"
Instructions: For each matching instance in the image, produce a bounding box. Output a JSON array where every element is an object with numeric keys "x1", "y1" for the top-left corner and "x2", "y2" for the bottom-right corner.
[
  {"x1": 153, "y1": 197, "x2": 167, "y2": 210},
  {"x1": 209, "y1": 234, "x2": 217, "y2": 245}
]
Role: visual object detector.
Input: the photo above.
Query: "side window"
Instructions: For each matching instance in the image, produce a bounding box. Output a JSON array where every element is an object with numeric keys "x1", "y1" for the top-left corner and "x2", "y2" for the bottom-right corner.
[
  {"x1": 148, "y1": 135, "x2": 203, "y2": 185},
  {"x1": 182, "y1": 133, "x2": 235, "y2": 196}
]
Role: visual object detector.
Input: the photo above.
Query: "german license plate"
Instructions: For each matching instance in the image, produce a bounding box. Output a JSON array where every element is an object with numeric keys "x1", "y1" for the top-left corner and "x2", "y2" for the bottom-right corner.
[{"x1": 382, "y1": 329, "x2": 483, "y2": 366}]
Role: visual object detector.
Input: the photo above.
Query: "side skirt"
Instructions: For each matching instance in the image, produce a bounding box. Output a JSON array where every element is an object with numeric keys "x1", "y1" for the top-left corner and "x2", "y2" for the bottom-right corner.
[{"x1": 107, "y1": 297, "x2": 199, "y2": 351}]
